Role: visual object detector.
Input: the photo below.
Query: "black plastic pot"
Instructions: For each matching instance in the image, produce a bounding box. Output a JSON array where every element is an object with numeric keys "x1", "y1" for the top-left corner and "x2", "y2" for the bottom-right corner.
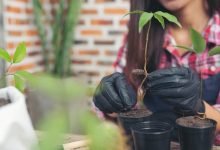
[
  {"x1": 176, "y1": 116, "x2": 217, "y2": 150},
  {"x1": 118, "y1": 110, "x2": 152, "y2": 135},
  {"x1": 118, "y1": 109, "x2": 152, "y2": 149},
  {"x1": 131, "y1": 121, "x2": 173, "y2": 150}
]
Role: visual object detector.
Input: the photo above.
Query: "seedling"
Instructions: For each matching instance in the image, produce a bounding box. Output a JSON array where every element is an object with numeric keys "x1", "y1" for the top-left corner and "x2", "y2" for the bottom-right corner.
[
  {"x1": 0, "y1": 42, "x2": 32, "y2": 92},
  {"x1": 175, "y1": 28, "x2": 220, "y2": 56},
  {"x1": 123, "y1": 11, "x2": 181, "y2": 101}
]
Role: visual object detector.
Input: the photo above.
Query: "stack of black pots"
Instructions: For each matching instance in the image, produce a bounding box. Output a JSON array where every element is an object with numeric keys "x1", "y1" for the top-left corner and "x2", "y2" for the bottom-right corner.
[{"x1": 118, "y1": 110, "x2": 217, "y2": 150}]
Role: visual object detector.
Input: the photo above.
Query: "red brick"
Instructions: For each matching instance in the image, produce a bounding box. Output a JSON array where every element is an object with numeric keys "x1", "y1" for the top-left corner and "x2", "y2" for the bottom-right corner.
[
  {"x1": 7, "y1": 6, "x2": 22, "y2": 13},
  {"x1": 8, "y1": 18, "x2": 30, "y2": 25},
  {"x1": 81, "y1": 30, "x2": 102, "y2": 36},
  {"x1": 7, "y1": 42, "x2": 15, "y2": 49},
  {"x1": 97, "y1": 60, "x2": 113, "y2": 66},
  {"x1": 91, "y1": 19, "x2": 113, "y2": 25},
  {"x1": 25, "y1": 8, "x2": 33, "y2": 14},
  {"x1": 9, "y1": 63, "x2": 35, "y2": 73},
  {"x1": 104, "y1": 8, "x2": 127, "y2": 15},
  {"x1": 25, "y1": 41, "x2": 41, "y2": 47},
  {"x1": 74, "y1": 40, "x2": 88, "y2": 45},
  {"x1": 26, "y1": 30, "x2": 38, "y2": 36},
  {"x1": 8, "y1": 31, "x2": 22, "y2": 36},
  {"x1": 78, "y1": 20, "x2": 85, "y2": 25},
  {"x1": 94, "y1": 40, "x2": 114, "y2": 45},
  {"x1": 17, "y1": 0, "x2": 29, "y2": 2},
  {"x1": 81, "y1": 9, "x2": 98, "y2": 15},
  {"x1": 105, "y1": 50, "x2": 117, "y2": 56},
  {"x1": 79, "y1": 50, "x2": 99, "y2": 55},
  {"x1": 28, "y1": 51, "x2": 41, "y2": 56},
  {"x1": 120, "y1": 20, "x2": 129, "y2": 26},
  {"x1": 72, "y1": 60, "x2": 92, "y2": 64}
]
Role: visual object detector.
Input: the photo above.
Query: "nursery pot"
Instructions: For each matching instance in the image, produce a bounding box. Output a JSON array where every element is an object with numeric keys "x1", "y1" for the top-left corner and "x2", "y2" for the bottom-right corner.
[
  {"x1": 131, "y1": 121, "x2": 173, "y2": 150},
  {"x1": 118, "y1": 109, "x2": 152, "y2": 135},
  {"x1": 176, "y1": 116, "x2": 217, "y2": 150},
  {"x1": 118, "y1": 109, "x2": 152, "y2": 149}
]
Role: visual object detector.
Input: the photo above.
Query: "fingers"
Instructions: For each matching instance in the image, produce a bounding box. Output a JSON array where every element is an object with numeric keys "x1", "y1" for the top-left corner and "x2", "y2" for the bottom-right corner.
[
  {"x1": 93, "y1": 94, "x2": 116, "y2": 113},
  {"x1": 147, "y1": 67, "x2": 189, "y2": 81},
  {"x1": 114, "y1": 75, "x2": 136, "y2": 109},
  {"x1": 101, "y1": 80, "x2": 124, "y2": 111},
  {"x1": 147, "y1": 75, "x2": 189, "y2": 89},
  {"x1": 93, "y1": 72, "x2": 135, "y2": 113}
]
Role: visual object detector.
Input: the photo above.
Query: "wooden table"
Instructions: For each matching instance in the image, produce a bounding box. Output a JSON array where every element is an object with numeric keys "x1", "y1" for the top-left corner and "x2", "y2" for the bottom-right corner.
[
  {"x1": 171, "y1": 142, "x2": 220, "y2": 150},
  {"x1": 37, "y1": 131, "x2": 220, "y2": 150}
]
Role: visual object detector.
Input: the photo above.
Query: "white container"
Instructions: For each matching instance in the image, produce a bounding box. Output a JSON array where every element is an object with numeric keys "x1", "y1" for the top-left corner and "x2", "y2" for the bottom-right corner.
[{"x1": 0, "y1": 86, "x2": 37, "y2": 150}]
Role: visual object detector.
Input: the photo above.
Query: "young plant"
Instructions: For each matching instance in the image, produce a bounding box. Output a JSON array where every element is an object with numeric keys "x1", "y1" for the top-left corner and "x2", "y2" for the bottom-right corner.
[
  {"x1": 174, "y1": 28, "x2": 220, "y2": 118},
  {"x1": 175, "y1": 28, "x2": 220, "y2": 56},
  {"x1": 0, "y1": 42, "x2": 32, "y2": 92},
  {"x1": 123, "y1": 11, "x2": 181, "y2": 101}
]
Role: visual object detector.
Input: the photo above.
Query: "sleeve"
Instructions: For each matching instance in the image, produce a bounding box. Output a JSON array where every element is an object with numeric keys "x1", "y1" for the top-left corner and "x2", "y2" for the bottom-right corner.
[{"x1": 113, "y1": 34, "x2": 128, "y2": 73}]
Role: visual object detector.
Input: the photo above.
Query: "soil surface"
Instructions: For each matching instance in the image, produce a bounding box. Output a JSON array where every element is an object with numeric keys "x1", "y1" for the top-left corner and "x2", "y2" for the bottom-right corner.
[
  {"x1": 176, "y1": 116, "x2": 215, "y2": 128},
  {"x1": 119, "y1": 109, "x2": 152, "y2": 118},
  {"x1": 0, "y1": 98, "x2": 10, "y2": 107}
]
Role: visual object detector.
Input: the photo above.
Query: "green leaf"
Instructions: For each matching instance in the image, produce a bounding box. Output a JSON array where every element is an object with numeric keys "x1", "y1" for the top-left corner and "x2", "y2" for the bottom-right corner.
[
  {"x1": 38, "y1": 110, "x2": 68, "y2": 150},
  {"x1": 190, "y1": 28, "x2": 206, "y2": 53},
  {"x1": 14, "y1": 75, "x2": 25, "y2": 92},
  {"x1": 122, "y1": 10, "x2": 144, "y2": 19},
  {"x1": 208, "y1": 46, "x2": 220, "y2": 56},
  {"x1": 0, "y1": 48, "x2": 11, "y2": 62},
  {"x1": 139, "y1": 12, "x2": 153, "y2": 33},
  {"x1": 153, "y1": 13, "x2": 165, "y2": 29},
  {"x1": 15, "y1": 71, "x2": 32, "y2": 80},
  {"x1": 155, "y1": 11, "x2": 182, "y2": 28},
  {"x1": 174, "y1": 45, "x2": 195, "y2": 52},
  {"x1": 13, "y1": 42, "x2": 26, "y2": 63},
  {"x1": 28, "y1": 74, "x2": 86, "y2": 101}
]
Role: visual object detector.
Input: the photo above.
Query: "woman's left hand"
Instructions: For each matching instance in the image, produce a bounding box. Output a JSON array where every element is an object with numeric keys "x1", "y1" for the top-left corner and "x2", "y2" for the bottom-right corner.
[{"x1": 145, "y1": 67, "x2": 205, "y2": 114}]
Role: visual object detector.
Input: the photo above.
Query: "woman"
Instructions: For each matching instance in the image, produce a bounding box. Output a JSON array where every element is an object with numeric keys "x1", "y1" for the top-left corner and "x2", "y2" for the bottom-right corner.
[{"x1": 93, "y1": 0, "x2": 220, "y2": 134}]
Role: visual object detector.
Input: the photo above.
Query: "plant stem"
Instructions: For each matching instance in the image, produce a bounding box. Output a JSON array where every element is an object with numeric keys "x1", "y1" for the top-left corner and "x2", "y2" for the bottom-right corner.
[
  {"x1": 6, "y1": 62, "x2": 13, "y2": 73},
  {"x1": 137, "y1": 21, "x2": 152, "y2": 102},
  {"x1": 144, "y1": 20, "x2": 151, "y2": 75}
]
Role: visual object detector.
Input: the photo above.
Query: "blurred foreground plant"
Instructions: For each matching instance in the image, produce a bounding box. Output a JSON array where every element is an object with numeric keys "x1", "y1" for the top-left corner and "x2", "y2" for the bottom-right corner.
[{"x1": 25, "y1": 74, "x2": 127, "y2": 150}]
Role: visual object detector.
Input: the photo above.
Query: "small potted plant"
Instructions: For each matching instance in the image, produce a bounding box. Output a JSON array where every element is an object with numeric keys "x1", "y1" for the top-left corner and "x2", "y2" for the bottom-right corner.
[
  {"x1": 0, "y1": 43, "x2": 37, "y2": 149},
  {"x1": 117, "y1": 11, "x2": 182, "y2": 149},
  {"x1": 173, "y1": 27, "x2": 220, "y2": 150},
  {"x1": 176, "y1": 116, "x2": 216, "y2": 150}
]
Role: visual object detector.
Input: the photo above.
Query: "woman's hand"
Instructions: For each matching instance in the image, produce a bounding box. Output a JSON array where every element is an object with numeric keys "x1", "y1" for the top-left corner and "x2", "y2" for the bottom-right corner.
[
  {"x1": 146, "y1": 67, "x2": 205, "y2": 114},
  {"x1": 93, "y1": 72, "x2": 136, "y2": 113}
]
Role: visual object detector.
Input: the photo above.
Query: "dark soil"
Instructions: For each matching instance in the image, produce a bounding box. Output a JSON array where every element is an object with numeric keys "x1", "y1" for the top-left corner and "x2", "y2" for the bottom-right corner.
[
  {"x1": 119, "y1": 109, "x2": 152, "y2": 118},
  {"x1": 176, "y1": 116, "x2": 214, "y2": 128},
  {"x1": 0, "y1": 98, "x2": 10, "y2": 107}
]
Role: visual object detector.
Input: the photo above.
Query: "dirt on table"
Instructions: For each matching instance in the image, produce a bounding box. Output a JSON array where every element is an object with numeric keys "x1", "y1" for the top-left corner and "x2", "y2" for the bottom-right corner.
[
  {"x1": 0, "y1": 98, "x2": 10, "y2": 107},
  {"x1": 119, "y1": 109, "x2": 152, "y2": 118},
  {"x1": 176, "y1": 116, "x2": 215, "y2": 128}
]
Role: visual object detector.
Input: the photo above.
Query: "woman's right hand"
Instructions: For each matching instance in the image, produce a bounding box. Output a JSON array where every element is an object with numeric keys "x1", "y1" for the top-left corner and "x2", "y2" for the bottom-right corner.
[{"x1": 93, "y1": 72, "x2": 137, "y2": 113}]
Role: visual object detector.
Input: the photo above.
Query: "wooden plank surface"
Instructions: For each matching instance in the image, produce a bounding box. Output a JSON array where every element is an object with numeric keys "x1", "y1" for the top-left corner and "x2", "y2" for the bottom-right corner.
[{"x1": 171, "y1": 142, "x2": 220, "y2": 150}]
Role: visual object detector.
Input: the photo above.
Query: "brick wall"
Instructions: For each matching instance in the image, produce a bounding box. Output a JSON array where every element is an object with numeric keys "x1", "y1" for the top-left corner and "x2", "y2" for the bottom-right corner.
[{"x1": 2, "y1": 0, "x2": 129, "y2": 84}]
